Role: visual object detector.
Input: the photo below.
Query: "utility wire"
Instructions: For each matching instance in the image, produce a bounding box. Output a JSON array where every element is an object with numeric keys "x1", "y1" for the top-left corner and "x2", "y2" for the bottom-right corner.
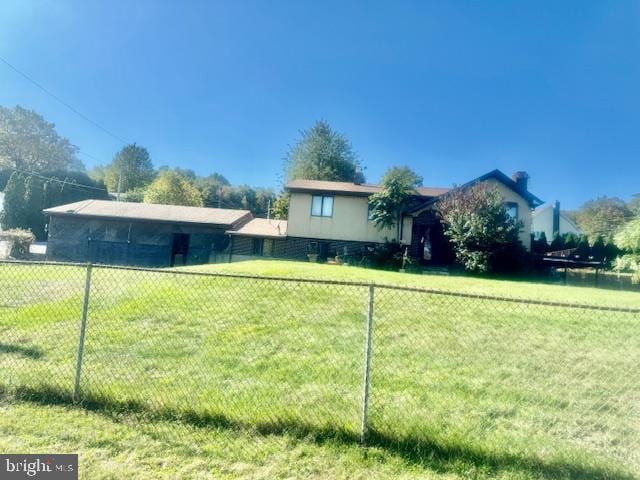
[
  {"x1": 0, "y1": 159, "x2": 108, "y2": 193},
  {"x1": 0, "y1": 55, "x2": 129, "y2": 145}
]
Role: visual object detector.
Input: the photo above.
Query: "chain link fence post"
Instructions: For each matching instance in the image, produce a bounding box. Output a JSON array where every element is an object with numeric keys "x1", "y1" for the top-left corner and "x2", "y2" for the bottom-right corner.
[
  {"x1": 73, "y1": 263, "x2": 93, "y2": 403},
  {"x1": 360, "y1": 283, "x2": 375, "y2": 444}
]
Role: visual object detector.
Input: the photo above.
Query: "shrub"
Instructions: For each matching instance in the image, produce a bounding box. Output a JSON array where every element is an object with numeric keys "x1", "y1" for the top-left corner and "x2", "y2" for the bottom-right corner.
[
  {"x1": 362, "y1": 241, "x2": 406, "y2": 270},
  {"x1": 614, "y1": 218, "x2": 640, "y2": 283},
  {"x1": 0, "y1": 228, "x2": 35, "y2": 259},
  {"x1": 436, "y1": 183, "x2": 524, "y2": 274}
]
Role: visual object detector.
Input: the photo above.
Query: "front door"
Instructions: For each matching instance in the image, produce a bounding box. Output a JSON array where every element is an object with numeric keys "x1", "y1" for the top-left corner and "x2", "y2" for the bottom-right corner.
[{"x1": 171, "y1": 233, "x2": 190, "y2": 266}]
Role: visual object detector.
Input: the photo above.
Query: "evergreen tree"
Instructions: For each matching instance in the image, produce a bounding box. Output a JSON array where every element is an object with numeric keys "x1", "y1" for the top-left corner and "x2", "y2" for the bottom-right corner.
[
  {"x1": 549, "y1": 232, "x2": 565, "y2": 252},
  {"x1": 0, "y1": 172, "x2": 28, "y2": 230},
  {"x1": 574, "y1": 235, "x2": 591, "y2": 259},
  {"x1": 563, "y1": 232, "x2": 578, "y2": 249},
  {"x1": 24, "y1": 175, "x2": 45, "y2": 239},
  {"x1": 284, "y1": 121, "x2": 363, "y2": 183},
  {"x1": 604, "y1": 234, "x2": 621, "y2": 265},
  {"x1": 531, "y1": 232, "x2": 548, "y2": 254},
  {"x1": 591, "y1": 234, "x2": 606, "y2": 262}
]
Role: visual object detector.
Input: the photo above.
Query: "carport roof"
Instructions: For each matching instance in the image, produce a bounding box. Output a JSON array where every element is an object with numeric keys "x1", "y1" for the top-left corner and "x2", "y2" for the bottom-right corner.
[{"x1": 44, "y1": 200, "x2": 252, "y2": 227}]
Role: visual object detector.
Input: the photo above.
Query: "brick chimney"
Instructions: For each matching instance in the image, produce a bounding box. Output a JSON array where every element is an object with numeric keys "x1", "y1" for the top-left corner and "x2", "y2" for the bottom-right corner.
[{"x1": 512, "y1": 171, "x2": 530, "y2": 191}]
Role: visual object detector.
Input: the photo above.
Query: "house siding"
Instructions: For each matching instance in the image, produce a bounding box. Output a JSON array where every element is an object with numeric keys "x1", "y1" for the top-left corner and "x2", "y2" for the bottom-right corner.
[
  {"x1": 287, "y1": 192, "x2": 396, "y2": 243},
  {"x1": 532, "y1": 204, "x2": 582, "y2": 242},
  {"x1": 47, "y1": 215, "x2": 229, "y2": 267},
  {"x1": 484, "y1": 178, "x2": 533, "y2": 250}
]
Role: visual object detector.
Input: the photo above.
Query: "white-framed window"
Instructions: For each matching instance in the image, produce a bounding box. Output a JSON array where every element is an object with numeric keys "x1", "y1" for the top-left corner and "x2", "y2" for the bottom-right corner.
[{"x1": 311, "y1": 195, "x2": 333, "y2": 217}]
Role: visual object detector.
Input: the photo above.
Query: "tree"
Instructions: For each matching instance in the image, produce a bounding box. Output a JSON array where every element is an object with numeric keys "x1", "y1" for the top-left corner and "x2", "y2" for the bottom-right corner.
[
  {"x1": 629, "y1": 194, "x2": 640, "y2": 216},
  {"x1": 0, "y1": 170, "x2": 108, "y2": 240},
  {"x1": 284, "y1": 121, "x2": 363, "y2": 183},
  {"x1": 271, "y1": 193, "x2": 289, "y2": 220},
  {"x1": 144, "y1": 171, "x2": 203, "y2": 207},
  {"x1": 0, "y1": 105, "x2": 83, "y2": 173},
  {"x1": 369, "y1": 166, "x2": 422, "y2": 241},
  {"x1": 197, "y1": 173, "x2": 231, "y2": 208},
  {"x1": 158, "y1": 165, "x2": 197, "y2": 182},
  {"x1": 0, "y1": 172, "x2": 28, "y2": 230},
  {"x1": 104, "y1": 144, "x2": 155, "y2": 192},
  {"x1": 574, "y1": 235, "x2": 591, "y2": 259},
  {"x1": 531, "y1": 231, "x2": 548, "y2": 255},
  {"x1": 614, "y1": 218, "x2": 640, "y2": 283},
  {"x1": 24, "y1": 175, "x2": 45, "y2": 239},
  {"x1": 563, "y1": 232, "x2": 578, "y2": 249},
  {"x1": 591, "y1": 234, "x2": 606, "y2": 262},
  {"x1": 574, "y1": 197, "x2": 632, "y2": 239},
  {"x1": 549, "y1": 232, "x2": 565, "y2": 252},
  {"x1": 437, "y1": 183, "x2": 523, "y2": 273},
  {"x1": 604, "y1": 234, "x2": 621, "y2": 265}
]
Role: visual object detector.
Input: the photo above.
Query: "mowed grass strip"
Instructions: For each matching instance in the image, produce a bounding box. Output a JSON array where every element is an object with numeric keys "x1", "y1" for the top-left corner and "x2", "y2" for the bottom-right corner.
[{"x1": 1, "y1": 260, "x2": 639, "y2": 479}]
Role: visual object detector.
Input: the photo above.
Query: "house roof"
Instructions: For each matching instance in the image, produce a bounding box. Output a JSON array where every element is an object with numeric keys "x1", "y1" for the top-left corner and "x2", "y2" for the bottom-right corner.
[
  {"x1": 285, "y1": 179, "x2": 450, "y2": 198},
  {"x1": 44, "y1": 200, "x2": 252, "y2": 227},
  {"x1": 532, "y1": 202, "x2": 583, "y2": 232},
  {"x1": 227, "y1": 218, "x2": 288, "y2": 238},
  {"x1": 409, "y1": 169, "x2": 544, "y2": 215}
]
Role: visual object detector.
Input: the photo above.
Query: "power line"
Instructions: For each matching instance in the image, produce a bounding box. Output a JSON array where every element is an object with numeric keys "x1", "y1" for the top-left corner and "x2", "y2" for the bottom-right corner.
[
  {"x1": 0, "y1": 55, "x2": 129, "y2": 145},
  {"x1": 0, "y1": 159, "x2": 108, "y2": 193},
  {"x1": 77, "y1": 149, "x2": 107, "y2": 164}
]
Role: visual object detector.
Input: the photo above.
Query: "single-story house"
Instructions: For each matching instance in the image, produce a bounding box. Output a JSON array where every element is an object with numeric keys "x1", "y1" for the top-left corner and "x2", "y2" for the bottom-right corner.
[
  {"x1": 227, "y1": 169, "x2": 543, "y2": 265},
  {"x1": 532, "y1": 201, "x2": 582, "y2": 243},
  {"x1": 44, "y1": 200, "x2": 251, "y2": 267}
]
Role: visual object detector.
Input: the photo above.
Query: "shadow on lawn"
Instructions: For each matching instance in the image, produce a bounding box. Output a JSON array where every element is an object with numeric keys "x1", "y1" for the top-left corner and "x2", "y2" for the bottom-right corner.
[
  {"x1": 2, "y1": 385, "x2": 635, "y2": 480},
  {"x1": 0, "y1": 342, "x2": 43, "y2": 359}
]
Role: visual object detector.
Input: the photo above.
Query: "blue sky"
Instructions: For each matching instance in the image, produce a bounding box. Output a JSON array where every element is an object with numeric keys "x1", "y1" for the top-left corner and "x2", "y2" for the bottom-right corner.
[{"x1": 1, "y1": 1, "x2": 638, "y2": 209}]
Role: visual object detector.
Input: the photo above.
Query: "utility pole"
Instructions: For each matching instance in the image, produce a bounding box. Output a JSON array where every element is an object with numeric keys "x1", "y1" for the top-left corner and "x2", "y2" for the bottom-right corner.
[
  {"x1": 267, "y1": 199, "x2": 271, "y2": 221},
  {"x1": 116, "y1": 171, "x2": 122, "y2": 202},
  {"x1": 218, "y1": 187, "x2": 222, "y2": 209}
]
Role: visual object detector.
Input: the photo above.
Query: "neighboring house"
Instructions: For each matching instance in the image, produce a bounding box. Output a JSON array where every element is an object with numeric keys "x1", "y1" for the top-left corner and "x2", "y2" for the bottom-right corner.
[
  {"x1": 532, "y1": 201, "x2": 582, "y2": 243},
  {"x1": 227, "y1": 169, "x2": 543, "y2": 265},
  {"x1": 44, "y1": 200, "x2": 251, "y2": 267}
]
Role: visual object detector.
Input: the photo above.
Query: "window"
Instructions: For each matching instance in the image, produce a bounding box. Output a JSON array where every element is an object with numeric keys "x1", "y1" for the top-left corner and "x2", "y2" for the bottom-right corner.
[
  {"x1": 367, "y1": 202, "x2": 375, "y2": 220},
  {"x1": 311, "y1": 195, "x2": 333, "y2": 217},
  {"x1": 505, "y1": 202, "x2": 518, "y2": 221}
]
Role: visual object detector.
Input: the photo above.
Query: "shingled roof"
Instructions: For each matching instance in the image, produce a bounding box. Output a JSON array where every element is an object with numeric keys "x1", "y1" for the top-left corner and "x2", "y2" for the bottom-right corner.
[
  {"x1": 227, "y1": 218, "x2": 288, "y2": 238},
  {"x1": 44, "y1": 200, "x2": 252, "y2": 227},
  {"x1": 285, "y1": 179, "x2": 450, "y2": 197}
]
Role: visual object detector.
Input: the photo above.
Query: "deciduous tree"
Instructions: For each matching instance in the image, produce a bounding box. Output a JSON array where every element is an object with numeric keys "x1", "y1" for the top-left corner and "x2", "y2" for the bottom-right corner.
[
  {"x1": 575, "y1": 197, "x2": 632, "y2": 238},
  {"x1": 0, "y1": 105, "x2": 82, "y2": 173},
  {"x1": 437, "y1": 183, "x2": 523, "y2": 273},
  {"x1": 369, "y1": 166, "x2": 422, "y2": 240},
  {"x1": 615, "y1": 218, "x2": 640, "y2": 283},
  {"x1": 144, "y1": 171, "x2": 203, "y2": 207}
]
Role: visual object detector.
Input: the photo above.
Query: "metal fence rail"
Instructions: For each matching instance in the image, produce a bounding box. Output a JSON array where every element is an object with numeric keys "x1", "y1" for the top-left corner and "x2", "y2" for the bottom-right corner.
[{"x1": 1, "y1": 259, "x2": 639, "y2": 476}]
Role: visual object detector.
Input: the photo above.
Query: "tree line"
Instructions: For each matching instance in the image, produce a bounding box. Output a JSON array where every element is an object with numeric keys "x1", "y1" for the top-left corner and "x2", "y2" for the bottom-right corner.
[{"x1": 0, "y1": 104, "x2": 638, "y2": 279}]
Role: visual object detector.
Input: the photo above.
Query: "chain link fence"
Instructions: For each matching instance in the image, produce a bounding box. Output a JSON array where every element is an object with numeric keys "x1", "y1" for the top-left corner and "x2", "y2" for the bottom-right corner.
[{"x1": 1, "y1": 260, "x2": 639, "y2": 476}]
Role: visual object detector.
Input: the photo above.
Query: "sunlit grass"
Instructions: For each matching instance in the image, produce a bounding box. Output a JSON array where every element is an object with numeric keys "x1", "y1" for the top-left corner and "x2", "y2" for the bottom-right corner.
[{"x1": 0, "y1": 260, "x2": 639, "y2": 479}]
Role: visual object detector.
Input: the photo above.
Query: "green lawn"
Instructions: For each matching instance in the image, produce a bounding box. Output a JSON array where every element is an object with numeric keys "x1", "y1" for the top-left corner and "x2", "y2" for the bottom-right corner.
[{"x1": 1, "y1": 259, "x2": 639, "y2": 479}]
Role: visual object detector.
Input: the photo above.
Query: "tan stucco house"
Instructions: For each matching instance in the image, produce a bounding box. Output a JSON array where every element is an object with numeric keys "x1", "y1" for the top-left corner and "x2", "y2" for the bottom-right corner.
[{"x1": 227, "y1": 169, "x2": 543, "y2": 264}]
